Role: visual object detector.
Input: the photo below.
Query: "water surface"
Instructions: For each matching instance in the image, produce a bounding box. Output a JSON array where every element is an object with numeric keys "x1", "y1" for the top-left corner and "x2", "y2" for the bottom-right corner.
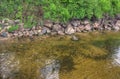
[{"x1": 0, "y1": 32, "x2": 120, "y2": 79}]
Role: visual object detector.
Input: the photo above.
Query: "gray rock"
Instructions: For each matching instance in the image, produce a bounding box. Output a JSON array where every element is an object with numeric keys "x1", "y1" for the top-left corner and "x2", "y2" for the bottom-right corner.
[
  {"x1": 33, "y1": 30, "x2": 38, "y2": 35},
  {"x1": 113, "y1": 26, "x2": 120, "y2": 31},
  {"x1": 71, "y1": 21, "x2": 80, "y2": 27},
  {"x1": 84, "y1": 24, "x2": 91, "y2": 31},
  {"x1": 115, "y1": 20, "x2": 120, "y2": 27},
  {"x1": 18, "y1": 31, "x2": 23, "y2": 37},
  {"x1": 32, "y1": 26, "x2": 36, "y2": 30},
  {"x1": 46, "y1": 29, "x2": 51, "y2": 34},
  {"x1": 29, "y1": 30, "x2": 34, "y2": 35},
  {"x1": 44, "y1": 20, "x2": 53, "y2": 29},
  {"x1": 93, "y1": 22, "x2": 100, "y2": 29},
  {"x1": 37, "y1": 29, "x2": 41, "y2": 33},
  {"x1": 40, "y1": 59, "x2": 60, "y2": 79},
  {"x1": 0, "y1": 32, "x2": 8, "y2": 37},
  {"x1": 13, "y1": 32, "x2": 18, "y2": 37},
  {"x1": 71, "y1": 35, "x2": 79, "y2": 41},
  {"x1": 65, "y1": 24, "x2": 75, "y2": 34},
  {"x1": 25, "y1": 31, "x2": 30, "y2": 36},
  {"x1": 57, "y1": 31, "x2": 65, "y2": 35},
  {"x1": 75, "y1": 27, "x2": 81, "y2": 32},
  {"x1": 51, "y1": 32, "x2": 57, "y2": 35},
  {"x1": 18, "y1": 26, "x2": 24, "y2": 31},
  {"x1": 41, "y1": 27, "x2": 50, "y2": 35},
  {"x1": 84, "y1": 20, "x2": 89, "y2": 25},
  {"x1": 52, "y1": 24, "x2": 63, "y2": 32},
  {"x1": 78, "y1": 25, "x2": 85, "y2": 31},
  {"x1": 106, "y1": 27, "x2": 112, "y2": 31},
  {"x1": 61, "y1": 24, "x2": 67, "y2": 28}
]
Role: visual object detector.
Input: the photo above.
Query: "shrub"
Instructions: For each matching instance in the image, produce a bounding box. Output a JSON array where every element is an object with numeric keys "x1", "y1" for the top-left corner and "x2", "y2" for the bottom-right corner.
[
  {"x1": 0, "y1": 0, "x2": 120, "y2": 23},
  {"x1": 42, "y1": 0, "x2": 120, "y2": 22},
  {"x1": 8, "y1": 25, "x2": 19, "y2": 32}
]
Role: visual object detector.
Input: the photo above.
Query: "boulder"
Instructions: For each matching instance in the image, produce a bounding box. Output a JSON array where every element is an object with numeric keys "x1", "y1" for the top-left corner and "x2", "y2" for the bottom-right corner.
[
  {"x1": 0, "y1": 32, "x2": 8, "y2": 37},
  {"x1": 37, "y1": 29, "x2": 41, "y2": 33},
  {"x1": 13, "y1": 32, "x2": 18, "y2": 37},
  {"x1": 75, "y1": 27, "x2": 81, "y2": 32},
  {"x1": 84, "y1": 24, "x2": 91, "y2": 31},
  {"x1": 32, "y1": 26, "x2": 36, "y2": 30},
  {"x1": 93, "y1": 22, "x2": 100, "y2": 30},
  {"x1": 18, "y1": 31, "x2": 23, "y2": 37},
  {"x1": 40, "y1": 27, "x2": 51, "y2": 35},
  {"x1": 57, "y1": 31, "x2": 65, "y2": 35},
  {"x1": 71, "y1": 20, "x2": 80, "y2": 27},
  {"x1": 115, "y1": 20, "x2": 120, "y2": 27},
  {"x1": 78, "y1": 25, "x2": 85, "y2": 31},
  {"x1": 33, "y1": 30, "x2": 38, "y2": 35},
  {"x1": 113, "y1": 26, "x2": 120, "y2": 31},
  {"x1": 65, "y1": 24, "x2": 75, "y2": 34},
  {"x1": 51, "y1": 32, "x2": 57, "y2": 35},
  {"x1": 83, "y1": 20, "x2": 90, "y2": 25},
  {"x1": 52, "y1": 24, "x2": 64, "y2": 32},
  {"x1": 44, "y1": 20, "x2": 53, "y2": 29}
]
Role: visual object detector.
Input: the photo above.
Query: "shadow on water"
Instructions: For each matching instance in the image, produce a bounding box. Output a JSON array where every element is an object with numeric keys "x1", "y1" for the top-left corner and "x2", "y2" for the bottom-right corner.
[
  {"x1": 92, "y1": 39, "x2": 120, "y2": 54},
  {"x1": 60, "y1": 56, "x2": 75, "y2": 72},
  {"x1": 92, "y1": 38, "x2": 120, "y2": 59}
]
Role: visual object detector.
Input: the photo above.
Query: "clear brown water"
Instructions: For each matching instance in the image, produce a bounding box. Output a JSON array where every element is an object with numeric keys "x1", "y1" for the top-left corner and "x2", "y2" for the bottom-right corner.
[{"x1": 0, "y1": 32, "x2": 120, "y2": 79}]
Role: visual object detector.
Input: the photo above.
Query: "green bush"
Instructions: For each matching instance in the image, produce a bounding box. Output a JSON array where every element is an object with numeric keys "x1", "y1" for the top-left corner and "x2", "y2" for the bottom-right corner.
[
  {"x1": 8, "y1": 25, "x2": 19, "y2": 32},
  {"x1": 42, "y1": 0, "x2": 120, "y2": 22},
  {"x1": 0, "y1": 0, "x2": 120, "y2": 23}
]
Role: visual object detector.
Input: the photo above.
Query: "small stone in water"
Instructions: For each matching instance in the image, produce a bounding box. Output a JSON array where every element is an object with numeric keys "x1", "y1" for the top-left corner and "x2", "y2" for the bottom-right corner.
[{"x1": 71, "y1": 35, "x2": 79, "y2": 41}]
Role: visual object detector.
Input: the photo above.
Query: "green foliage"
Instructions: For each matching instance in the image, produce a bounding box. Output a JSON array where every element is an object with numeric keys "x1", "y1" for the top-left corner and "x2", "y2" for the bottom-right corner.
[
  {"x1": 8, "y1": 25, "x2": 19, "y2": 32},
  {"x1": 0, "y1": 0, "x2": 120, "y2": 23},
  {"x1": 42, "y1": 0, "x2": 120, "y2": 22}
]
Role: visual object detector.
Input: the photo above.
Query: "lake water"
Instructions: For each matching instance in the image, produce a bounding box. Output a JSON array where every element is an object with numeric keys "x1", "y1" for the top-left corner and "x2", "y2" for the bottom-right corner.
[{"x1": 0, "y1": 32, "x2": 120, "y2": 79}]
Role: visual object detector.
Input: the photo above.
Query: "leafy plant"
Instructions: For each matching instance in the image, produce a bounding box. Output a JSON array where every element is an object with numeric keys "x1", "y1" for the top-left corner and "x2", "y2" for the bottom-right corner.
[
  {"x1": 0, "y1": 0, "x2": 120, "y2": 23},
  {"x1": 8, "y1": 25, "x2": 19, "y2": 32}
]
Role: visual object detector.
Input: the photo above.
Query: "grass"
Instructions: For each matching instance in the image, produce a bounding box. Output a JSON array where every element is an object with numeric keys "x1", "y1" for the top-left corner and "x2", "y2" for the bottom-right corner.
[{"x1": 0, "y1": 31, "x2": 120, "y2": 79}]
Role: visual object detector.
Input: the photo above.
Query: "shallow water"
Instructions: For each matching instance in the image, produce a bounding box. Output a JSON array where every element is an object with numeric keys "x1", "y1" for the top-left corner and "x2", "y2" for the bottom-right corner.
[
  {"x1": 0, "y1": 32, "x2": 120, "y2": 79},
  {"x1": 112, "y1": 46, "x2": 120, "y2": 66}
]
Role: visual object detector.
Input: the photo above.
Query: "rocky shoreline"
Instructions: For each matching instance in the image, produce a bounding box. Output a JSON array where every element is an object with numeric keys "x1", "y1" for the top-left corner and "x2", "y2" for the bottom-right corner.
[{"x1": 0, "y1": 18, "x2": 120, "y2": 40}]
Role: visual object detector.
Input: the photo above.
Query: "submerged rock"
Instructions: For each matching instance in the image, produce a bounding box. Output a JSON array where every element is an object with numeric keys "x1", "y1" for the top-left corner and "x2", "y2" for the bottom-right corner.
[
  {"x1": 0, "y1": 52, "x2": 19, "y2": 79},
  {"x1": 71, "y1": 35, "x2": 79, "y2": 41},
  {"x1": 40, "y1": 59, "x2": 60, "y2": 79}
]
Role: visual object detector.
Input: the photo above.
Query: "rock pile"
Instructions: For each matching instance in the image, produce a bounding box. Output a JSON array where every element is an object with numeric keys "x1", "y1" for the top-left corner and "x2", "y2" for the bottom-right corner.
[{"x1": 0, "y1": 19, "x2": 120, "y2": 39}]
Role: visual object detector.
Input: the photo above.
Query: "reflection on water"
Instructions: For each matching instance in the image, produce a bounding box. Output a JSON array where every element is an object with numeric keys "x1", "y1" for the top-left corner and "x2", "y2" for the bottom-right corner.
[{"x1": 112, "y1": 46, "x2": 120, "y2": 66}]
